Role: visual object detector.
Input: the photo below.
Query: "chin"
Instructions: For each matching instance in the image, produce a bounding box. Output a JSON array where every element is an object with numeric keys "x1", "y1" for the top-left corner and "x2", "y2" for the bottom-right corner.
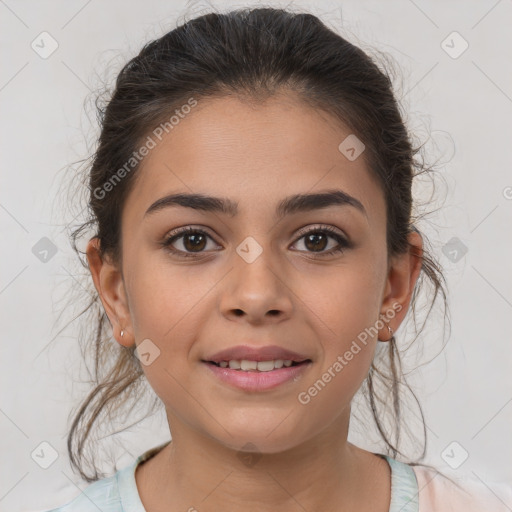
[{"x1": 212, "y1": 424, "x2": 305, "y2": 455}]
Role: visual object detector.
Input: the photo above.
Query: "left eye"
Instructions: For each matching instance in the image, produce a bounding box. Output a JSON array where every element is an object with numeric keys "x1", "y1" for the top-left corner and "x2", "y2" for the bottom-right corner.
[{"x1": 291, "y1": 227, "x2": 349, "y2": 256}]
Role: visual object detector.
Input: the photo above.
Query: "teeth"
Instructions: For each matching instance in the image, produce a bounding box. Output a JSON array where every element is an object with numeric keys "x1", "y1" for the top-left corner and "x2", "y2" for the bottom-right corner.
[
  {"x1": 240, "y1": 360, "x2": 257, "y2": 371},
  {"x1": 256, "y1": 360, "x2": 274, "y2": 372},
  {"x1": 215, "y1": 359, "x2": 301, "y2": 371}
]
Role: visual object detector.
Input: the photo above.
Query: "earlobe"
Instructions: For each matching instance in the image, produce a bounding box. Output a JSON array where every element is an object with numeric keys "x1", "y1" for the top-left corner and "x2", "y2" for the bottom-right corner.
[
  {"x1": 377, "y1": 321, "x2": 394, "y2": 342},
  {"x1": 118, "y1": 327, "x2": 132, "y2": 347},
  {"x1": 85, "y1": 237, "x2": 134, "y2": 347},
  {"x1": 378, "y1": 231, "x2": 424, "y2": 341}
]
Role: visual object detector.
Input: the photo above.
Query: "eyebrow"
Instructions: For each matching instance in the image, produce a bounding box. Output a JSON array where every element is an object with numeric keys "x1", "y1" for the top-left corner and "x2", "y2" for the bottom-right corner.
[{"x1": 144, "y1": 189, "x2": 367, "y2": 220}]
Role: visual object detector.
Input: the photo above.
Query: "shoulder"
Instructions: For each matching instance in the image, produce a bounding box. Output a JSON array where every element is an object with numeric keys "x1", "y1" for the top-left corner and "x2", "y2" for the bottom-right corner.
[
  {"x1": 44, "y1": 442, "x2": 170, "y2": 512},
  {"x1": 44, "y1": 474, "x2": 122, "y2": 512},
  {"x1": 411, "y1": 464, "x2": 512, "y2": 512}
]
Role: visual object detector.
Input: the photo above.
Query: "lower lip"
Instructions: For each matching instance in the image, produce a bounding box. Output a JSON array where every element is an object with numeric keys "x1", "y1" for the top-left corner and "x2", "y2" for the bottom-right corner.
[{"x1": 203, "y1": 361, "x2": 312, "y2": 391}]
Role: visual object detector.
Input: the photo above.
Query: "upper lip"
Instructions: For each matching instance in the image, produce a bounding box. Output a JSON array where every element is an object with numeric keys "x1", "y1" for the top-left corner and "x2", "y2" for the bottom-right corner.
[{"x1": 204, "y1": 345, "x2": 311, "y2": 363}]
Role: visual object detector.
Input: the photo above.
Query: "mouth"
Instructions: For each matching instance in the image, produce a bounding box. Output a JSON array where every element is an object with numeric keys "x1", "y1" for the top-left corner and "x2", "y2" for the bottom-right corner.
[
  {"x1": 204, "y1": 359, "x2": 311, "y2": 371},
  {"x1": 202, "y1": 358, "x2": 313, "y2": 391},
  {"x1": 202, "y1": 344, "x2": 313, "y2": 391}
]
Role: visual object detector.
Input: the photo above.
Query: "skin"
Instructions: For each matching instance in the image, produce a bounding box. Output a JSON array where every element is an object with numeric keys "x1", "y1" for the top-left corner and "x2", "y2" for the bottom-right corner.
[{"x1": 87, "y1": 91, "x2": 423, "y2": 512}]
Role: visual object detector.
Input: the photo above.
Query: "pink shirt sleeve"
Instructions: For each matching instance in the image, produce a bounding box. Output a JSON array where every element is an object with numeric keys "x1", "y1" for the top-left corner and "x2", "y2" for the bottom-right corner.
[{"x1": 412, "y1": 465, "x2": 512, "y2": 511}]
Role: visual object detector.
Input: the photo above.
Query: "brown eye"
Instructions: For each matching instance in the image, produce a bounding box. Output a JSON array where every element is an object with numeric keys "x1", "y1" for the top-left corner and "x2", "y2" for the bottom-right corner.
[
  {"x1": 181, "y1": 232, "x2": 207, "y2": 252},
  {"x1": 291, "y1": 226, "x2": 350, "y2": 257},
  {"x1": 304, "y1": 232, "x2": 329, "y2": 252},
  {"x1": 162, "y1": 227, "x2": 220, "y2": 258}
]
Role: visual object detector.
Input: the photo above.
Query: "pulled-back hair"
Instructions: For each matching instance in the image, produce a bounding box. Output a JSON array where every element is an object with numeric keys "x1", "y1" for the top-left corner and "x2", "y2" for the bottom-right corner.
[{"x1": 64, "y1": 6, "x2": 449, "y2": 482}]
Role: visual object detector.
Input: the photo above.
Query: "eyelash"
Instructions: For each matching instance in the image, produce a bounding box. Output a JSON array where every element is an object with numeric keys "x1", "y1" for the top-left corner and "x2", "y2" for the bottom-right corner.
[{"x1": 161, "y1": 225, "x2": 350, "y2": 259}]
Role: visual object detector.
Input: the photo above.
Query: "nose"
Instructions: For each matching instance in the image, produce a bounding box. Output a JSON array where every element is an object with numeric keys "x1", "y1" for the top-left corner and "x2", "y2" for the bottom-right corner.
[{"x1": 219, "y1": 247, "x2": 293, "y2": 325}]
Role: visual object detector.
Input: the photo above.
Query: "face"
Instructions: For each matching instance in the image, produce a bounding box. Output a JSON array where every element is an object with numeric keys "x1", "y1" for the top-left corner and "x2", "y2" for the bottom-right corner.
[{"x1": 88, "y1": 92, "x2": 421, "y2": 454}]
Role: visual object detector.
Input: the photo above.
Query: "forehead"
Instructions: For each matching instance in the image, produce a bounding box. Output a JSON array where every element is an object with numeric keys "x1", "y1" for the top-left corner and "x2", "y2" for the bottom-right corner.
[{"x1": 123, "y1": 93, "x2": 384, "y2": 225}]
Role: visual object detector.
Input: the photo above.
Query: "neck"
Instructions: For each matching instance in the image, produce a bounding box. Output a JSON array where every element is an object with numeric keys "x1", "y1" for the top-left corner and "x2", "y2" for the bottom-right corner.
[{"x1": 135, "y1": 409, "x2": 390, "y2": 511}]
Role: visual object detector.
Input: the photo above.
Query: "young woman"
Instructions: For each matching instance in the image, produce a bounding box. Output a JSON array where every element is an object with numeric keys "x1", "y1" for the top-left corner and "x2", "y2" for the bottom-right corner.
[{"x1": 48, "y1": 6, "x2": 511, "y2": 511}]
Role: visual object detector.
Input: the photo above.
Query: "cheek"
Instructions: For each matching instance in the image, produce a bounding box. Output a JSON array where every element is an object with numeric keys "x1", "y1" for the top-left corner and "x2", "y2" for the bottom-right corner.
[
  {"x1": 295, "y1": 278, "x2": 379, "y2": 424},
  {"x1": 126, "y1": 253, "x2": 206, "y2": 339},
  {"x1": 293, "y1": 255, "x2": 385, "y2": 398},
  {"x1": 123, "y1": 258, "x2": 213, "y2": 406},
  {"x1": 124, "y1": 255, "x2": 222, "y2": 396},
  {"x1": 296, "y1": 259, "x2": 385, "y2": 345}
]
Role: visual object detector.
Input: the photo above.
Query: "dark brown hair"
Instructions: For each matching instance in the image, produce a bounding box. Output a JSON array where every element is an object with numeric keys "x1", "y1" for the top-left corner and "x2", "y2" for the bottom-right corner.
[{"x1": 62, "y1": 6, "x2": 453, "y2": 485}]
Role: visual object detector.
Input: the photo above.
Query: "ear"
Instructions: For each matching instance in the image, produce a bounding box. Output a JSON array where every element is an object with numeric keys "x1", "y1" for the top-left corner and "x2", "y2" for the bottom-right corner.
[
  {"x1": 378, "y1": 230, "x2": 423, "y2": 341},
  {"x1": 86, "y1": 237, "x2": 134, "y2": 347}
]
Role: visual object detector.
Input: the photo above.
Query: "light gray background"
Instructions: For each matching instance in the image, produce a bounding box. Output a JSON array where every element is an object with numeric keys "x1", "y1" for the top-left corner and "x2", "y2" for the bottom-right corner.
[{"x1": 1, "y1": 0, "x2": 511, "y2": 510}]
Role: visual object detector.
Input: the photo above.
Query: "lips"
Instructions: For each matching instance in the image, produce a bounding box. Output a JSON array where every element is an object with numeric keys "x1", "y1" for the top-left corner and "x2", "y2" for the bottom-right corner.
[
  {"x1": 203, "y1": 358, "x2": 313, "y2": 391},
  {"x1": 204, "y1": 344, "x2": 311, "y2": 364}
]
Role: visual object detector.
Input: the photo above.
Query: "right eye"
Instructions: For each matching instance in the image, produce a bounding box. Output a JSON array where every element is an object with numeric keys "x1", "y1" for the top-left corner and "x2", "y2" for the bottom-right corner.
[{"x1": 161, "y1": 226, "x2": 222, "y2": 258}]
